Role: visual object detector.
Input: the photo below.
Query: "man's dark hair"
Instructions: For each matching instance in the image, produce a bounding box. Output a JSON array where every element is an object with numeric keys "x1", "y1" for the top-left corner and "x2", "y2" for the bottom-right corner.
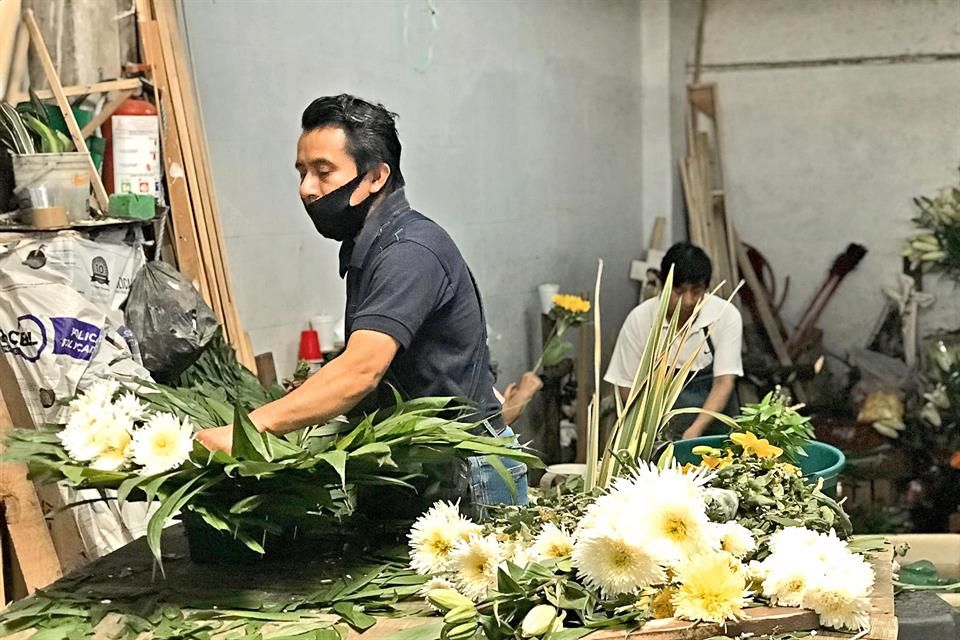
[
  {"x1": 301, "y1": 94, "x2": 405, "y2": 191},
  {"x1": 660, "y1": 242, "x2": 712, "y2": 287}
]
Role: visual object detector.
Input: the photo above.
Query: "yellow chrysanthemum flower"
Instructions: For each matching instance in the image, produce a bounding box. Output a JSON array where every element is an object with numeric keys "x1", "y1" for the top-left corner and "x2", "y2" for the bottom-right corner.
[
  {"x1": 731, "y1": 431, "x2": 783, "y2": 459},
  {"x1": 552, "y1": 294, "x2": 591, "y2": 314},
  {"x1": 780, "y1": 462, "x2": 801, "y2": 475},
  {"x1": 672, "y1": 552, "x2": 748, "y2": 623}
]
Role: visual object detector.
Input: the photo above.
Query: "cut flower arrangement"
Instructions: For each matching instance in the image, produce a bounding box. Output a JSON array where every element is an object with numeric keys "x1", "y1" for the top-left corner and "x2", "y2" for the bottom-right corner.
[
  {"x1": 408, "y1": 441, "x2": 871, "y2": 639},
  {"x1": 398, "y1": 267, "x2": 877, "y2": 639}
]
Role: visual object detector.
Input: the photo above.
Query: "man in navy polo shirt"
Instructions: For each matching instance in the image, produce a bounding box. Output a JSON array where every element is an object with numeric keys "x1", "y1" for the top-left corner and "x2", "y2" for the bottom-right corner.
[{"x1": 196, "y1": 94, "x2": 527, "y2": 509}]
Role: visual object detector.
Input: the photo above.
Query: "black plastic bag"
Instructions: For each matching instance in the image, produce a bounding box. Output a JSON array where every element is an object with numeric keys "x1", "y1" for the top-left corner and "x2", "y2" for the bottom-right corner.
[{"x1": 124, "y1": 260, "x2": 219, "y2": 382}]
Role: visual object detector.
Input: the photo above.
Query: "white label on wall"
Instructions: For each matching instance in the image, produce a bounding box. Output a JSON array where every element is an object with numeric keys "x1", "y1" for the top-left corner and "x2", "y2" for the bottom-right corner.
[{"x1": 112, "y1": 115, "x2": 162, "y2": 199}]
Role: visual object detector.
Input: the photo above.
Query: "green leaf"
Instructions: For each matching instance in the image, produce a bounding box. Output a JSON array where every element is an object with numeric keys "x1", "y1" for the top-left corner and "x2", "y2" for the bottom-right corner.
[
  {"x1": 146, "y1": 474, "x2": 221, "y2": 570},
  {"x1": 331, "y1": 602, "x2": 376, "y2": 631},
  {"x1": 496, "y1": 566, "x2": 523, "y2": 594},
  {"x1": 316, "y1": 450, "x2": 347, "y2": 488},
  {"x1": 231, "y1": 404, "x2": 270, "y2": 462},
  {"x1": 229, "y1": 495, "x2": 265, "y2": 514},
  {"x1": 541, "y1": 338, "x2": 574, "y2": 367},
  {"x1": 382, "y1": 620, "x2": 442, "y2": 640}
]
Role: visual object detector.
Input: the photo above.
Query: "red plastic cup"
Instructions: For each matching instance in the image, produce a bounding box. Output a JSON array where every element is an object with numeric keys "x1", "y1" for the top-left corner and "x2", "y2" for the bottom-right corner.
[{"x1": 298, "y1": 330, "x2": 323, "y2": 361}]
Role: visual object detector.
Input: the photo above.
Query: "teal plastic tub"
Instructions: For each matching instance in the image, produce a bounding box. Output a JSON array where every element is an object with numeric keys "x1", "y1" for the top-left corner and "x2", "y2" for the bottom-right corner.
[{"x1": 672, "y1": 435, "x2": 846, "y2": 496}]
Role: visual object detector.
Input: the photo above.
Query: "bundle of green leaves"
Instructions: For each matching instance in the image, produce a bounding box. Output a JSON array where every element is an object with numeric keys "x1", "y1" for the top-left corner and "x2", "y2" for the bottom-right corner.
[
  {"x1": 4, "y1": 390, "x2": 540, "y2": 569},
  {"x1": 733, "y1": 390, "x2": 815, "y2": 463},
  {"x1": 705, "y1": 454, "x2": 851, "y2": 555}
]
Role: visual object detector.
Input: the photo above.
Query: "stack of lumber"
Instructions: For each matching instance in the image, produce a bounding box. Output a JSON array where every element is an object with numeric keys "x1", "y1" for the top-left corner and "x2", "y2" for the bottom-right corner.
[
  {"x1": 680, "y1": 83, "x2": 806, "y2": 401},
  {"x1": 134, "y1": 0, "x2": 255, "y2": 370},
  {"x1": 680, "y1": 83, "x2": 739, "y2": 299}
]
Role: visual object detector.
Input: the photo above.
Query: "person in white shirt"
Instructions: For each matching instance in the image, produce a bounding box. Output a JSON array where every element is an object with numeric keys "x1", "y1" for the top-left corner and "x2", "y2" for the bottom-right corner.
[{"x1": 605, "y1": 242, "x2": 743, "y2": 441}]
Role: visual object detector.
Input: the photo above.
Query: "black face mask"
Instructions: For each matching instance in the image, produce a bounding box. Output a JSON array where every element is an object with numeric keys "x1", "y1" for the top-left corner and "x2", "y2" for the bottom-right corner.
[{"x1": 304, "y1": 174, "x2": 375, "y2": 241}]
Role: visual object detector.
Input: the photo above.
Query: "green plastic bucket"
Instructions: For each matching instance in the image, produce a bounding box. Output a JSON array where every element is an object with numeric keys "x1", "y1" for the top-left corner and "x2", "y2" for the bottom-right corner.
[{"x1": 672, "y1": 435, "x2": 846, "y2": 496}]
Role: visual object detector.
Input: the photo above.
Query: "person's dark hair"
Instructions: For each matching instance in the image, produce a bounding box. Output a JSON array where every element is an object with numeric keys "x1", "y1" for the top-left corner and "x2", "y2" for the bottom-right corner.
[
  {"x1": 301, "y1": 94, "x2": 405, "y2": 191},
  {"x1": 660, "y1": 242, "x2": 712, "y2": 287}
]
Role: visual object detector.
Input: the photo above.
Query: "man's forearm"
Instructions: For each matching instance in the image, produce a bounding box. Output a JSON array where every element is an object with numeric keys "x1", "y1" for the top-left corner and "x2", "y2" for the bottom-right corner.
[
  {"x1": 249, "y1": 354, "x2": 381, "y2": 435},
  {"x1": 685, "y1": 375, "x2": 736, "y2": 437}
]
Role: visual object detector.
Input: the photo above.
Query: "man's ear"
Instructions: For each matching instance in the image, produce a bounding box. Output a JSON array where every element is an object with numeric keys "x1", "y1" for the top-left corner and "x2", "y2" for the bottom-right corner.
[{"x1": 369, "y1": 163, "x2": 391, "y2": 194}]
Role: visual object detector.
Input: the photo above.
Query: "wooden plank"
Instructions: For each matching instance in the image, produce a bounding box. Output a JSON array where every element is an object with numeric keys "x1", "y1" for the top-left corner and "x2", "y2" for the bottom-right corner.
[
  {"x1": 26, "y1": 78, "x2": 142, "y2": 101},
  {"x1": 0, "y1": 357, "x2": 62, "y2": 598},
  {"x1": 154, "y1": 0, "x2": 253, "y2": 369},
  {"x1": 22, "y1": 9, "x2": 110, "y2": 212},
  {"x1": 151, "y1": 0, "x2": 227, "y2": 334},
  {"x1": 135, "y1": 3, "x2": 209, "y2": 300},
  {"x1": 4, "y1": 23, "x2": 30, "y2": 103},
  {"x1": 79, "y1": 88, "x2": 137, "y2": 138},
  {"x1": 0, "y1": 0, "x2": 21, "y2": 97},
  {"x1": 649, "y1": 216, "x2": 666, "y2": 251}
]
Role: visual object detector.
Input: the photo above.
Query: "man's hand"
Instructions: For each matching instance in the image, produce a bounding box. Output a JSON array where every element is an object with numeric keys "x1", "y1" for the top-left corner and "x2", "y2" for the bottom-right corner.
[
  {"x1": 504, "y1": 372, "x2": 543, "y2": 404},
  {"x1": 502, "y1": 371, "x2": 544, "y2": 425},
  {"x1": 196, "y1": 425, "x2": 234, "y2": 454}
]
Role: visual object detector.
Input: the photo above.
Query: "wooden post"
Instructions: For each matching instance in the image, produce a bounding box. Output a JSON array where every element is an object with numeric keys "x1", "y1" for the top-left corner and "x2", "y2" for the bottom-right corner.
[
  {"x1": 0, "y1": 356, "x2": 63, "y2": 599},
  {"x1": 21, "y1": 9, "x2": 110, "y2": 212}
]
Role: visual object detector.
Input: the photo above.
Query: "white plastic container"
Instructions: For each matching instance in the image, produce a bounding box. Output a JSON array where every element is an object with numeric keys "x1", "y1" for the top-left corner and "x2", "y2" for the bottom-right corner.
[
  {"x1": 310, "y1": 314, "x2": 337, "y2": 352},
  {"x1": 12, "y1": 152, "x2": 91, "y2": 223}
]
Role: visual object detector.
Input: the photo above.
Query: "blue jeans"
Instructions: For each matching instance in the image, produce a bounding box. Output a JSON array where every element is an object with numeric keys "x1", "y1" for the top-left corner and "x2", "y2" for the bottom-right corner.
[{"x1": 467, "y1": 425, "x2": 529, "y2": 516}]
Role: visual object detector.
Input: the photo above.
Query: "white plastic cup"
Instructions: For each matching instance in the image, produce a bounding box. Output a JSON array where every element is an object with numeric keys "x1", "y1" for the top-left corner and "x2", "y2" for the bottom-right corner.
[
  {"x1": 310, "y1": 314, "x2": 337, "y2": 352},
  {"x1": 538, "y1": 283, "x2": 560, "y2": 315}
]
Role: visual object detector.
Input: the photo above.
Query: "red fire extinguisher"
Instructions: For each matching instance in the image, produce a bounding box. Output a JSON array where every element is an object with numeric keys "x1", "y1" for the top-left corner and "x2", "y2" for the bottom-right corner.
[{"x1": 101, "y1": 97, "x2": 160, "y2": 197}]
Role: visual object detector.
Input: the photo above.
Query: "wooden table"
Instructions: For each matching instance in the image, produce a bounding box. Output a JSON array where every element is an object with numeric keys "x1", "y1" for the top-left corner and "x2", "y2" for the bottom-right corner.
[{"x1": 0, "y1": 527, "x2": 898, "y2": 639}]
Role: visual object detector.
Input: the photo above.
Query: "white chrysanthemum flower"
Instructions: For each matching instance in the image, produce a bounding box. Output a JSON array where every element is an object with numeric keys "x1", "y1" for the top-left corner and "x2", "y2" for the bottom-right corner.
[
  {"x1": 71, "y1": 379, "x2": 120, "y2": 412},
  {"x1": 419, "y1": 576, "x2": 458, "y2": 605},
  {"x1": 577, "y1": 489, "x2": 632, "y2": 532},
  {"x1": 408, "y1": 501, "x2": 481, "y2": 575},
  {"x1": 641, "y1": 492, "x2": 718, "y2": 564},
  {"x1": 88, "y1": 416, "x2": 134, "y2": 471},
  {"x1": 131, "y1": 413, "x2": 194, "y2": 475},
  {"x1": 761, "y1": 557, "x2": 819, "y2": 607},
  {"x1": 59, "y1": 407, "x2": 107, "y2": 461},
  {"x1": 501, "y1": 537, "x2": 535, "y2": 568},
  {"x1": 803, "y1": 582, "x2": 872, "y2": 631},
  {"x1": 450, "y1": 533, "x2": 502, "y2": 601},
  {"x1": 572, "y1": 528, "x2": 666, "y2": 596},
  {"x1": 615, "y1": 462, "x2": 713, "y2": 506},
  {"x1": 713, "y1": 522, "x2": 756, "y2": 559},
  {"x1": 925, "y1": 384, "x2": 951, "y2": 409},
  {"x1": 113, "y1": 392, "x2": 148, "y2": 424},
  {"x1": 90, "y1": 432, "x2": 133, "y2": 471},
  {"x1": 768, "y1": 527, "x2": 822, "y2": 555},
  {"x1": 531, "y1": 524, "x2": 575, "y2": 561}
]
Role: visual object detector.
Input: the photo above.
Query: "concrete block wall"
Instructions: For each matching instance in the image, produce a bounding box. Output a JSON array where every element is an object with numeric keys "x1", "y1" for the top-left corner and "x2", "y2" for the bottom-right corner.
[{"x1": 696, "y1": 0, "x2": 960, "y2": 354}]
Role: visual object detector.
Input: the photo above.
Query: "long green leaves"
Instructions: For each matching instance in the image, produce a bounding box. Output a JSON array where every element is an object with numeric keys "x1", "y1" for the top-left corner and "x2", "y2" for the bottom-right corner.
[{"x1": 584, "y1": 267, "x2": 741, "y2": 489}]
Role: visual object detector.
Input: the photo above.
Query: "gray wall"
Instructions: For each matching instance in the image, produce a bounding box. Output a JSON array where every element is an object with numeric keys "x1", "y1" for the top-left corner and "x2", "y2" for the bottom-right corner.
[
  {"x1": 180, "y1": 0, "x2": 646, "y2": 433},
  {"x1": 697, "y1": 0, "x2": 960, "y2": 353}
]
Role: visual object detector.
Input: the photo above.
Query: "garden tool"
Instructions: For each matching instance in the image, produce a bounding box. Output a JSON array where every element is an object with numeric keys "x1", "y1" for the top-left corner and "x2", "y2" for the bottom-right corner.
[{"x1": 787, "y1": 243, "x2": 867, "y2": 358}]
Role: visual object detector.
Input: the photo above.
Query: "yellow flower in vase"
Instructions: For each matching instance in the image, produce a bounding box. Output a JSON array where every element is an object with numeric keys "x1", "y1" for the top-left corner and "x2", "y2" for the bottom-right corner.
[
  {"x1": 730, "y1": 431, "x2": 783, "y2": 459},
  {"x1": 552, "y1": 294, "x2": 591, "y2": 315}
]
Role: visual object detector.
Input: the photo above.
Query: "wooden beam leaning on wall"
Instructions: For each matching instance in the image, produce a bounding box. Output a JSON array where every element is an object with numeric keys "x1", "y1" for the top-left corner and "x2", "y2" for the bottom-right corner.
[
  {"x1": 153, "y1": 0, "x2": 255, "y2": 369},
  {"x1": 134, "y1": 0, "x2": 209, "y2": 301},
  {"x1": 0, "y1": 357, "x2": 65, "y2": 601},
  {"x1": 135, "y1": 0, "x2": 255, "y2": 370}
]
